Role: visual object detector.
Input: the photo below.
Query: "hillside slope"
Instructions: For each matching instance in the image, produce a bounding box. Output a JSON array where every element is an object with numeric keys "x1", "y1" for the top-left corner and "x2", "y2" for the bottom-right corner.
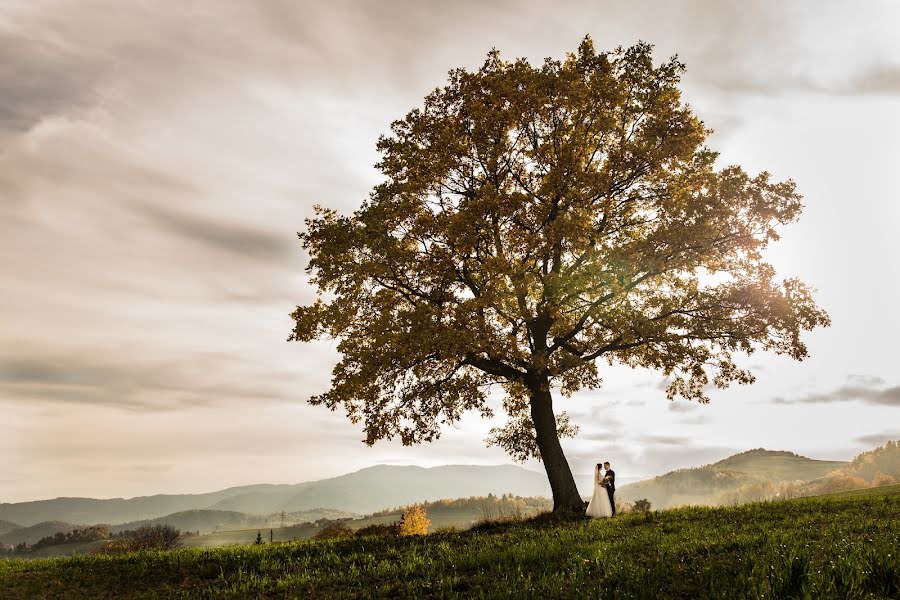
[
  {"x1": 617, "y1": 449, "x2": 846, "y2": 508},
  {"x1": 1, "y1": 493, "x2": 897, "y2": 599}
]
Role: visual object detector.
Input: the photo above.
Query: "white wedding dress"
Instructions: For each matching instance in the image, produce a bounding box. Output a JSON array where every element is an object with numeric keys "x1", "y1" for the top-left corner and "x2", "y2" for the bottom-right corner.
[{"x1": 586, "y1": 466, "x2": 613, "y2": 518}]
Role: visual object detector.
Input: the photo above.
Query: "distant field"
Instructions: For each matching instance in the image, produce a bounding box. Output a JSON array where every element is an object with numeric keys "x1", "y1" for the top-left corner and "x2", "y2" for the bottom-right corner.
[{"x1": 2, "y1": 492, "x2": 897, "y2": 598}]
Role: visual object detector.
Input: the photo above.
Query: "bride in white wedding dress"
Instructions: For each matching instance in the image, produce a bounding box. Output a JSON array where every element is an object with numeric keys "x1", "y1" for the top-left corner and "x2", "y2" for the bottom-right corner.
[{"x1": 586, "y1": 463, "x2": 613, "y2": 518}]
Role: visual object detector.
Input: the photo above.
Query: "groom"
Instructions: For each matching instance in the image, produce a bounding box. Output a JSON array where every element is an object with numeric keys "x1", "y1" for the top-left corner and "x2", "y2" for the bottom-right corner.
[{"x1": 604, "y1": 461, "x2": 616, "y2": 516}]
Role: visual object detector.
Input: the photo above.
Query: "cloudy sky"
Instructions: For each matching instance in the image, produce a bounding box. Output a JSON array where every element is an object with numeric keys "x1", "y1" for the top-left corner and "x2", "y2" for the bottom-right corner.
[{"x1": 2, "y1": 0, "x2": 899, "y2": 503}]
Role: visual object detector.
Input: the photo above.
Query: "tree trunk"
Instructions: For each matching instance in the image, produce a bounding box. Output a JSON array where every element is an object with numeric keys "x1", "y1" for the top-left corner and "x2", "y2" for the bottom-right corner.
[{"x1": 528, "y1": 377, "x2": 584, "y2": 515}]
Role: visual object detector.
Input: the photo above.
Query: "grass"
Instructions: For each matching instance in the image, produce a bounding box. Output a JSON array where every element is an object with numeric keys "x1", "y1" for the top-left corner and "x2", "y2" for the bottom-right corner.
[
  {"x1": 826, "y1": 483, "x2": 900, "y2": 499},
  {"x1": 1, "y1": 493, "x2": 897, "y2": 599}
]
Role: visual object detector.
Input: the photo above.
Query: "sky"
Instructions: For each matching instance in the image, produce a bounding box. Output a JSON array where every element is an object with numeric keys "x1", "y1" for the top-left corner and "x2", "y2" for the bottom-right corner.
[{"x1": 1, "y1": 0, "x2": 899, "y2": 503}]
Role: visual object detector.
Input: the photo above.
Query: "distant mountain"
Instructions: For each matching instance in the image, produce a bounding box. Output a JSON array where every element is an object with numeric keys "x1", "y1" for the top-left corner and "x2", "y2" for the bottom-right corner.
[
  {"x1": 0, "y1": 521, "x2": 80, "y2": 546},
  {"x1": 0, "y1": 464, "x2": 549, "y2": 528},
  {"x1": 617, "y1": 449, "x2": 847, "y2": 508},
  {"x1": 107, "y1": 510, "x2": 270, "y2": 535},
  {"x1": 0, "y1": 520, "x2": 21, "y2": 536},
  {"x1": 106, "y1": 508, "x2": 357, "y2": 536},
  {"x1": 208, "y1": 465, "x2": 550, "y2": 515},
  {"x1": 0, "y1": 484, "x2": 279, "y2": 529}
]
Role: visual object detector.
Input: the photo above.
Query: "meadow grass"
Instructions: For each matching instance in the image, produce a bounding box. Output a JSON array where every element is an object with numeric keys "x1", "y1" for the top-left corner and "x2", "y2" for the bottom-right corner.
[{"x1": 1, "y1": 493, "x2": 897, "y2": 599}]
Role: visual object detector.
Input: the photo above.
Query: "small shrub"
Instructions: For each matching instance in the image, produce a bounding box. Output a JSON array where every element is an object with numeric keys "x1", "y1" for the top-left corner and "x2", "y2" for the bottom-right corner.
[
  {"x1": 399, "y1": 505, "x2": 431, "y2": 536},
  {"x1": 313, "y1": 523, "x2": 354, "y2": 540},
  {"x1": 132, "y1": 525, "x2": 182, "y2": 550},
  {"x1": 96, "y1": 524, "x2": 181, "y2": 554},
  {"x1": 633, "y1": 498, "x2": 652, "y2": 513},
  {"x1": 355, "y1": 523, "x2": 400, "y2": 538},
  {"x1": 873, "y1": 471, "x2": 897, "y2": 487}
]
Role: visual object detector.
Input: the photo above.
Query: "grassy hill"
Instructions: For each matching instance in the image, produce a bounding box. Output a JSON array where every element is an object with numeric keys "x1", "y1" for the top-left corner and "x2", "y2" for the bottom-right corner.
[
  {"x1": 1, "y1": 492, "x2": 897, "y2": 598},
  {"x1": 617, "y1": 448, "x2": 846, "y2": 508},
  {"x1": 0, "y1": 464, "x2": 548, "y2": 527},
  {"x1": 710, "y1": 449, "x2": 844, "y2": 480},
  {"x1": 826, "y1": 482, "x2": 900, "y2": 499},
  {"x1": 0, "y1": 521, "x2": 80, "y2": 547}
]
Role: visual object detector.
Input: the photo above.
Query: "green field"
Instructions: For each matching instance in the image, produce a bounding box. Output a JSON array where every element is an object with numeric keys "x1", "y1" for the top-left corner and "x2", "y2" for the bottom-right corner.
[{"x1": 1, "y1": 493, "x2": 897, "y2": 599}]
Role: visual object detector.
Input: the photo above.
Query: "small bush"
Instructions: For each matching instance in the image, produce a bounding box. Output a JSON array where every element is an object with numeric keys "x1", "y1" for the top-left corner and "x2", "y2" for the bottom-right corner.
[
  {"x1": 873, "y1": 471, "x2": 897, "y2": 487},
  {"x1": 313, "y1": 523, "x2": 354, "y2": 540},
  {"x1": 94, "y1": 525, "x2": 181, "y2": 554},
  {"x1": 131, "y1": 525, "x2": 181, "y2": 550},
  {"x1": 399, "y1": 505, "x2": 431, "y2": 536},
  {"x1": 355, "y1": 523, "x2": 400, "y2": 538},
  {"x1": 633, "y1": 498, "x2": 652, "y2": 513}
]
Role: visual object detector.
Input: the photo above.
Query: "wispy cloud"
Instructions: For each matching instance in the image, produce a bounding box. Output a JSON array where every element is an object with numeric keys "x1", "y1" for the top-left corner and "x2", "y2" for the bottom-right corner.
[
  {"x1": 0, "y1": 350, "x2": 298, "y2": 411},
  {"x1": 773, "y1": 376, "x2": 900, "y2": 407},
  {"x1": 1, "y1": 0, "x2": 899, "y2": 501},
  {"x1": 668, "y1": 401, "x2": 700, "y2": 413},
  {"x1": 856, "y1": 430, "x2": 900, "y2": 447}
]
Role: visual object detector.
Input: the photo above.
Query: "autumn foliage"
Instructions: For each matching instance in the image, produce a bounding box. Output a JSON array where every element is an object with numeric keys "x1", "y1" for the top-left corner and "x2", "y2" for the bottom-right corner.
[
  {"x1": 290, "y1": 36, "x2": 829, "y2": 512},
  {"x1": 399, "y1": 506, "x2": 431, "y2": 536}
]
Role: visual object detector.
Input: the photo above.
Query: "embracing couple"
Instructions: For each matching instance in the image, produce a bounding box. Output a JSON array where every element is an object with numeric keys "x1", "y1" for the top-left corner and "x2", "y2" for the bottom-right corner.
[{"x1": 586, "y1": 461, "x2": 616, "y2": 518}]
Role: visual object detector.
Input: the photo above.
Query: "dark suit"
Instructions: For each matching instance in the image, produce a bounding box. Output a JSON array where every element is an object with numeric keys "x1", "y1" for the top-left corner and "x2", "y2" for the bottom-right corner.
[{"x1": 605, "y1": 469, "x2": 616, "y2": 516}]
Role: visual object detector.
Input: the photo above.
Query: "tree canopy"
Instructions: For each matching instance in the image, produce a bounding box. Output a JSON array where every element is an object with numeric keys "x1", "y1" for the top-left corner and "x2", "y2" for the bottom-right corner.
[{"x1": 290, "y1": 37, "x2": 829, "y2": 512}]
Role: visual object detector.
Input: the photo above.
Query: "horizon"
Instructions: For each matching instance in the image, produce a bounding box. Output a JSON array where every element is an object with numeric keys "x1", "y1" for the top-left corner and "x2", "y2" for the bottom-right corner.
[
  {"x1": 2, "y1": 0, "x2": 899, "y2": 503},
  {"x1": 2, "y1": 445, "x2": 864, "y2": 505}
]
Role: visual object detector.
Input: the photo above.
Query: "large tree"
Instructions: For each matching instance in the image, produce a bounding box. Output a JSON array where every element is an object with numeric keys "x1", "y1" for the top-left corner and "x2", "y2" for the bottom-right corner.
[{"x1": 289, "y1": 38, "x2": 829, "y2": 514}]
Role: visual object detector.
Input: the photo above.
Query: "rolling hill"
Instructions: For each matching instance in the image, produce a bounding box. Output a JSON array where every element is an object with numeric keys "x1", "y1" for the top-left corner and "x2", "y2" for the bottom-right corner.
[
  {"x1": 617, "y1": 449, "x2": 847, "y2": 508},
  {"x1": 0, "y1": 464, "x2": 549, "y2": 528},
  {"x1": 0, "y1": 521, "x2": 81, "y2": 547},
  {"x1": 0, "y1": 521, "x2": 20, "y2": 536}
]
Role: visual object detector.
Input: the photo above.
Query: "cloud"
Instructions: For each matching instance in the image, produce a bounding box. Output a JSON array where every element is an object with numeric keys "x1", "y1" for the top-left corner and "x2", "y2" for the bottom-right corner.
[
  {"x1": 1, "y1": 0, "x2": 899, "y2": 502},
  {"x1": 855, "y1": 431, "x2": 900, "y2": 447},
  {"x1": 773, "y1": 377, "x2": 900, "y2": 406},
  {"x1": 842, "y1": 64, "x2": 900, "y2": 96},
  {"x1": 135, "y1": 202, "x2": 298, "y2": 265},
  {"x1": 637, "y1": 434, "x2": 690, "y2": 446},
  {"x1": 668, "y1": 401, "x2": 700, "y2": 413},
  {"x1": 0, "y1": 29, "x2": 108, "y2": 140},
  {"x1": 0, "y1": 350, "x2": 298, "y2": 411},
  {"x1": 847, "y1": 374, "x2": 886, "y2": 386}
]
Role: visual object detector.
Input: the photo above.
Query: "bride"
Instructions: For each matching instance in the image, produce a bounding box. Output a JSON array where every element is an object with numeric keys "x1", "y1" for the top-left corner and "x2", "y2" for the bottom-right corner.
[{"x1": 586, "y1": 462, "x2": 613, "y2": 518}]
